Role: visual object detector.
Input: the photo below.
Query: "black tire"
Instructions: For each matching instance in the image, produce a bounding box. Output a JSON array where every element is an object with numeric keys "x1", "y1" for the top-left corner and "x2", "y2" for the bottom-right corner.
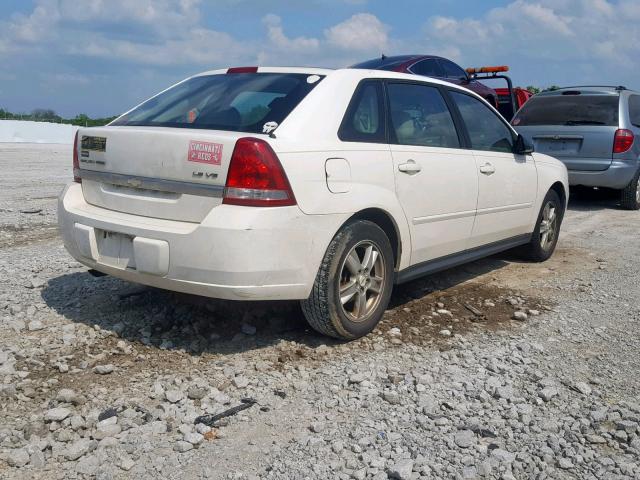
[
  {"x1": 301, "y1": 220, "x2": 394, "y2": 340},
  {"x1": 619, "y1": 169, "x2": 640, "y2": 210},
  {"x1": 519, "y1": 189, "x2": 563, "y2": 262}
]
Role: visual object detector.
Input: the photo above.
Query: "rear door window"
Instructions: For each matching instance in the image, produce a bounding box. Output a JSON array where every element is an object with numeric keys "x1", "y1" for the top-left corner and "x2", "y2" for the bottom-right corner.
[
  {"x1": 339, "y1": 81, "x2": 386, "y2": 143},
  {"x1": 440, "y1": 59, "x2": 467, "y2": 81},
  {"x1": 112, "y1": 73, "x2": 323, "y2": 133},
  {"x1": 350, "y1": 56, "x2": 417, "y2": 71},
  {"x1": 629, "y1": 95, "x2": 640, "y2": 127},
  {"x1": 387, "y1": 83, "x2": 460, "y2": 148},
  {"x1": 410, "y1": 59, "x2": 444, "y2": 78},
  {"x1": 512, "y1": 95, "x2": 619, "y2": 126},
  {"x1": 450, "y1": 91, "x2": 515, "y2": 153}
]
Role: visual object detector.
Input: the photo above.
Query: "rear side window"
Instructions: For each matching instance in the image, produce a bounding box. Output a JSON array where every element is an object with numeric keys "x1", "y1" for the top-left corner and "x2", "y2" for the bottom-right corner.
[
  {"x1": 629, "y1": 95, "x2": 640, "y2": 127},
  {"x1": 440, "y1": 59, "x2": 467, "y2": 80},
  {"x1": 512, "y1": 95, "x2": 619, "y2": 126},
  {"x1": 387, "y1": 83, "x2": 459, "y2": 148},
  {"x1": 339, "y1": 81, "x2": 386, "y2": 143},
  {"x1": 357, "y1": 60, "x2": 407, "y2": 71},
  {"x1": 350, "y1": 56, "x2": 417, "y2": 71},
  {"x1": 410, "y1": 59, "x2": 443, "y2": 77},
  {"x1": 111, "y1": 73, "x2": 323, "y2": 133},
  {"x1": 450, "y1": 91, "x2": 514, "y2": 153}
]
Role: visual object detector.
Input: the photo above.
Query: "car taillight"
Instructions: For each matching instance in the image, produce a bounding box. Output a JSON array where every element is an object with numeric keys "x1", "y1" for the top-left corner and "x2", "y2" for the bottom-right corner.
[
  {"x1": 613, "y1": 129, "x2": 634, "y2": 154},
  {"x1": 72, "y1": 131, "x2": 81, "y2": 183},
  {"x1": 223, "y1": 137, "x2": 296, "y2": 207}
]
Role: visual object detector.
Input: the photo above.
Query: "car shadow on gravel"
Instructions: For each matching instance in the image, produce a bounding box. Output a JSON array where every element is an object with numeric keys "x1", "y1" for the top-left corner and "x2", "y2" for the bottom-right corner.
[
  {"x1": 567, "y1": 186, "x2": 623, "y2": 211},
  {"x1": 41, "y1": 252, "x2": 533, "y2": 361}
]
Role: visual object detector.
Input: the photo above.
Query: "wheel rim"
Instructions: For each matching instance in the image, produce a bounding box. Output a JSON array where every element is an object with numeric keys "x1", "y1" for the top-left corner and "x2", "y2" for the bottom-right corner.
[
  {"x1": 338, "y1": 241, "x2": 385, "y2": 322},
  {"x1": 635, "y1": 176, "x2": 640, "y2": 203},
  {"x1": 539, "y1": 201, "x2": 558, "y2": 251}
]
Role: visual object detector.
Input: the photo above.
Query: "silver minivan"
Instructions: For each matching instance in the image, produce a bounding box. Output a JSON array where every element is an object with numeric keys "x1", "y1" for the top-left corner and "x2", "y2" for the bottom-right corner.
[{"x1": 513, "y1": 86, "x2": 640, "y2": 210}]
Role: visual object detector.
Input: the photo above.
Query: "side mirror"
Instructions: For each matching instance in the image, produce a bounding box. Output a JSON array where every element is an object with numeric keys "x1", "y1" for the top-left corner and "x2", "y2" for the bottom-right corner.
[{"x1": 514, "y1": 133, "x2": 534, "y2": 155}]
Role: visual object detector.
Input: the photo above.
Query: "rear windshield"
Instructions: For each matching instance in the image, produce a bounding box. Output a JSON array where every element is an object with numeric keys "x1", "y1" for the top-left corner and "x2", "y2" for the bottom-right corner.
[
  {"x1": 111, "y1": 73, "x2": 324, "y2": 133},
  {"x1": 512, "y1": 95, "x2": 619, "y2": 126}
]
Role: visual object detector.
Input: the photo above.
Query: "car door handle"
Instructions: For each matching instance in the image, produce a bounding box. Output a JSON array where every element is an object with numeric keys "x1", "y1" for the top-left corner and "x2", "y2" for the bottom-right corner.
[
  {"x1": 398, "y1": 160, "x2": 422, "y2": 174},
  {"x1": 479, "y1": 163, "x2": 495, "y2": 175}
]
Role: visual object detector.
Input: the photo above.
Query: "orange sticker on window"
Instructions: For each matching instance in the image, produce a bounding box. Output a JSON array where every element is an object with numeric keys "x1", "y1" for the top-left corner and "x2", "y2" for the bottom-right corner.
[{"x1": 188, "y1": 140, "x2": 222, "y2": 165}]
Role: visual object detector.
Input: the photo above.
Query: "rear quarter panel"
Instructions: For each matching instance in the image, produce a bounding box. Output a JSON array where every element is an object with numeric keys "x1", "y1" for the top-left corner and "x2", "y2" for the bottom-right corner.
[
  {"x1": 271, "y1": 71, "x2": 413, "y2": 270},
  {"x1": 618, "y1": 94, "x2": 640, "y2": 163},
  {"x1": 274, "y1": 144, "x2": 412, "y2": 271}
]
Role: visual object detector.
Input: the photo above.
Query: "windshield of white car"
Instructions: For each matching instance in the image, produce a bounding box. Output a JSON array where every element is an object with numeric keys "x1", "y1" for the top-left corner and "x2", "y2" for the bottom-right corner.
[
  {"x1": 111, "y1": 73, "x2": 324, "y2": 133},
  {"x1": 512, "y1": 95, "x2": 619, "y2": 127}
]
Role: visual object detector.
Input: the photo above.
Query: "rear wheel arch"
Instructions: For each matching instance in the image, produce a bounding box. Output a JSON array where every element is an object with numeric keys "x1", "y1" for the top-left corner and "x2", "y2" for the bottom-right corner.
[
  {"x1": 345, "y1": 208, "x2": 402, "y2": 271},
  {"x1": 301, "y1": 219, "x2": 395, "y2": 339}
]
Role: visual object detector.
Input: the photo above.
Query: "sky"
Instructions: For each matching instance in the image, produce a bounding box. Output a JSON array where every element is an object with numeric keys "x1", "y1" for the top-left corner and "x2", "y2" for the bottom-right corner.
[{"x1": 0, "y1": 0, "x2": 639, "y2": 118}]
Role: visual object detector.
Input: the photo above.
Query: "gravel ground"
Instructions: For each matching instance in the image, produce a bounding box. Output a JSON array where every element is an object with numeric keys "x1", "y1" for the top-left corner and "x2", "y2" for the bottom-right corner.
[
  {"x1": 0, "y1": 144, "x2": 639, "y2": 480},
  {"x1": 0, "y1": 143, "x2": 69, "y2": 247}
]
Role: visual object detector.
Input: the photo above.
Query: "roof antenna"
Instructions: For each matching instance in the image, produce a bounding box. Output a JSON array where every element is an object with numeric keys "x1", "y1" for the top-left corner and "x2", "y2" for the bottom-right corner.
[{"x1": 381, "y1": 53, "x2": 387, "y2": 60}]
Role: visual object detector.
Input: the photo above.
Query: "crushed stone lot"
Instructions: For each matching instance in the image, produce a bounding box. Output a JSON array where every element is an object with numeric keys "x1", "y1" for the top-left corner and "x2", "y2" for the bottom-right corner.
[{"x1": 0, "y1": 143, "x2": 639, "y2": 480}]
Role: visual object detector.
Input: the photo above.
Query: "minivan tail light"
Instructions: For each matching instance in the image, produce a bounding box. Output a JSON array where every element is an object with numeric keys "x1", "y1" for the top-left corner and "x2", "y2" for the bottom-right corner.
[
  {"x1": 613, "y1": 129, "x2": 634, "y2": 154},
  {"x1": 72, "y1": 131, "x2": 81, "y2": 183},
  {"x1": 223, "y1": 138, "x2": 296, "y2": 207}
]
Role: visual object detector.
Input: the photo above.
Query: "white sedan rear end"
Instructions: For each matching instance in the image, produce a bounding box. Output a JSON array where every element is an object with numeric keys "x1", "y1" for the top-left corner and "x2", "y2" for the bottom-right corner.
[{"x1": 58, "y1": 66, "x2": 568, "y2": 339}]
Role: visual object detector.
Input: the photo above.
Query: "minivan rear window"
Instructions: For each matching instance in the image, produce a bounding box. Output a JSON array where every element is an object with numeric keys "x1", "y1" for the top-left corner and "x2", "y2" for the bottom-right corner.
[
  {"x1": 512, "y1": 95, "x2": 619, "y2": 126},
  {"x1": 111, "y1": 73, "x2": 323, "y2": 133}
]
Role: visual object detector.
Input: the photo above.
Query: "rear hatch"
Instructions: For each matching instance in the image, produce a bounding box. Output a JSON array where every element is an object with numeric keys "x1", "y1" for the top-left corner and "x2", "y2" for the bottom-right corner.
[
  {"x1": 78, "y1": 127, "x2": 242, "y2": 222},
  {"x1": 512, "y1": 92, "x2": 619, "y2": 171},
  {"x1": 76, "y1": 70, "x2": 324, "y2": 222}
]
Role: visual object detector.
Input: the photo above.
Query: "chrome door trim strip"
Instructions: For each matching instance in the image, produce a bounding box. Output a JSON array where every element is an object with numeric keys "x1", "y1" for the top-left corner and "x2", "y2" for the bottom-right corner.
[
  {"x1": 476, "y1": 202, "x2": 533, "y2": 216},
  {"x1": 75, "y1": 169, "x2": 224, "y2": 198},
  {"x1": 413, "y1": 209, "x2": 476, "y2": 225}
]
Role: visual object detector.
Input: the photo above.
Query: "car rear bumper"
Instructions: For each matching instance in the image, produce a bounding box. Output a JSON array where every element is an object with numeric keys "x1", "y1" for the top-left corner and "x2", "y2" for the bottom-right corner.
[
  {"x1": 568, "y1": 160, "x2": 638, "y2": 189},
  {"x1": 58, "y1": 183, "x2": 344, "y2": 301}
]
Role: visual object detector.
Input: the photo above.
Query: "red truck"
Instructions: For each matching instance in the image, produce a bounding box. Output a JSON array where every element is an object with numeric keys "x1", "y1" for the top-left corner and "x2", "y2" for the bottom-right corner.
[{"x1": 465, "y1": 65, "x2": 534, "y2": 121}]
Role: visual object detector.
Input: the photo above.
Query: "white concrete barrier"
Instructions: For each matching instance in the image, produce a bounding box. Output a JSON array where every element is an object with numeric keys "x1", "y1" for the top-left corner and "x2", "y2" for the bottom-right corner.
[{"x1": 0, "y1": 120, "x2": 79, "y2": 144}]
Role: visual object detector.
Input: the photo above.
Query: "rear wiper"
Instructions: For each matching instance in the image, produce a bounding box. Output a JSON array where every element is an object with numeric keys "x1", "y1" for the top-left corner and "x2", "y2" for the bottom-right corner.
[{"x1": 564, "y1": 120, "x2": 606, "y2": 126}]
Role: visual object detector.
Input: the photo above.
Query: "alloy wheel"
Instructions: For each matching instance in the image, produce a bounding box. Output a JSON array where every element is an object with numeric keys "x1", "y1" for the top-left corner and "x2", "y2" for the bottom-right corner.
[
  {"x1": 539, "y1": 201, "x2": 558, "y2": 251},
  {"x1": 338, "y1": 241, "x2": 385, "y2": 322}
]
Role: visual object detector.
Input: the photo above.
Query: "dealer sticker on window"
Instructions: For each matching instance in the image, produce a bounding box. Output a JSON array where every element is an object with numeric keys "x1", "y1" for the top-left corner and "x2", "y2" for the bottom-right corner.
[{"x1": 188, "y1": 140, "x2": 223, "y2": 165}]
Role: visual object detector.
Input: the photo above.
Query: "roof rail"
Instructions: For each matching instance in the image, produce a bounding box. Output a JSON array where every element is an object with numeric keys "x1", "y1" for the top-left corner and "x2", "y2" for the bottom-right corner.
[{"x1": 556, "y1": 85, "x2": 627, "y2": 91}]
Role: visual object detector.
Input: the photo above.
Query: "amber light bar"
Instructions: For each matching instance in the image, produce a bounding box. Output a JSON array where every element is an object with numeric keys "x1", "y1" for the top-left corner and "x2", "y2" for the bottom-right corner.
[{"x1": 466, "y1": 65, "x2": 510, "y2": 74}]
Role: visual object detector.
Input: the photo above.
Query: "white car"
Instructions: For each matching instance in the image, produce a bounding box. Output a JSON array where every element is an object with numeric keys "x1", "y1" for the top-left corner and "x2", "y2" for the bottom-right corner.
[{"x1": 58, "y1": 66, "x2": 568, "y2": 340}]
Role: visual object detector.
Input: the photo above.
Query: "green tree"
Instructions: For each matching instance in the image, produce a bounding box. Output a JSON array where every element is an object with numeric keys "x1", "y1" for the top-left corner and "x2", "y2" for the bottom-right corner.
[
  {"x1": 31, "y1": 108, "x2": 62, "y2": 122},
  {"x1": 72, "y1": 114, "x2": 90, "y2": 126},
  {"x1": 0, "y1": 107, "x2": 117, "y2": 126}
]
